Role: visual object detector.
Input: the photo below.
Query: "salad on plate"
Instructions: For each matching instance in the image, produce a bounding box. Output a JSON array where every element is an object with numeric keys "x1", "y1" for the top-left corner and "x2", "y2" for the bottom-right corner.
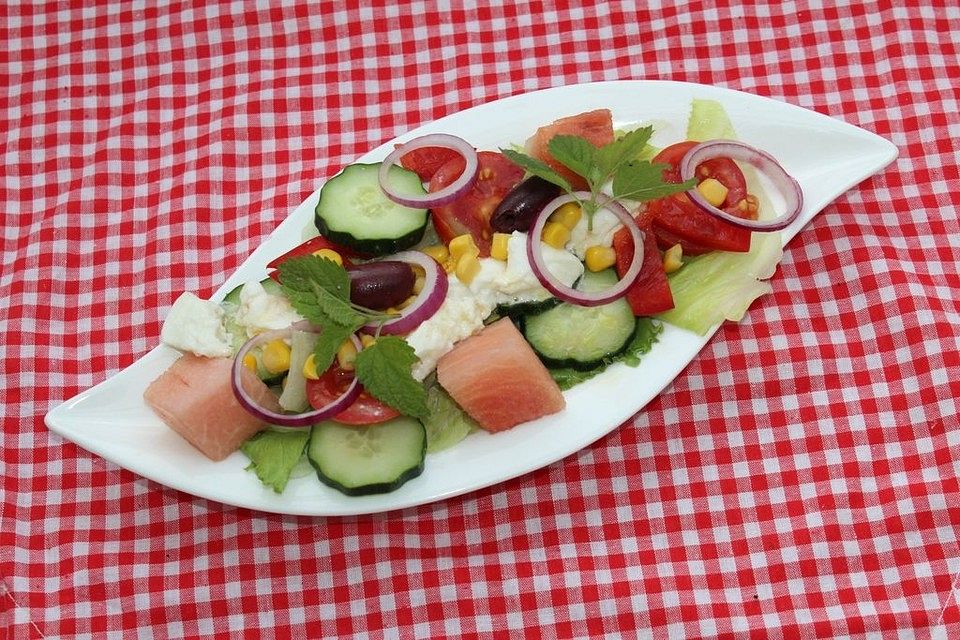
[{"x1": 143, "y1": 98, "x2": 802, "y2": 498}]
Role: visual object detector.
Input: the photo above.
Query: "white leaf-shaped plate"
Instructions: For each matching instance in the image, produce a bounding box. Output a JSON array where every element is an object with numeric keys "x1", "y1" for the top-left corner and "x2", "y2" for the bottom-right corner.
[{"x1": 46, "y1": 81, "x2": 897, "y2": 516}]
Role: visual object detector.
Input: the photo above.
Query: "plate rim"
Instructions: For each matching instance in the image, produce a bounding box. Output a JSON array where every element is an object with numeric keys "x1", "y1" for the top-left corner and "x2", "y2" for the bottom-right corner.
[{"x1": 45, "y1": 79, "x2": 899, "y2": 517}]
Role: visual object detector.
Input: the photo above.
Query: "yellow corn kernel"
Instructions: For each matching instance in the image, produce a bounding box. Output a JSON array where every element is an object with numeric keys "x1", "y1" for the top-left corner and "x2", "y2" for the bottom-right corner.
[
  {"x1": 448, "y1": 234, "x2": 479, "y2": 261},
  {"x1": 260, "y1": 339, "x2": 291, "y2": 375},
  {"x1": 455, "y1": 253, "x2": 482, "y2": 284},
  {"x1": 549, "y1": 202, "x2": 582, "y2": 229},
  {"x1": 312, "y1": 248, "x2": 343, "y2": 265},
  {"x1": 584, "y1": 245, "x2": 617, "y2": 272},
  {"x1": 737, "y1": 194, "x2": 761, "y2": 218},
  {"x1": 697, "y1": 178, "x2": 729, "y2": 207},
  {"x1": 490, "y1": 233, "x2": 510, "y2": 261},
  {"x1": 541, "y1": 221, "x2": 571, "y2": 249},
  {"x1": 336, "y1": 339, "x2": 358, "y2": 371},
  {"x1": 360, "y1": 334, "x2": 377, "y2": 349},
  {"x1": 420, "y1": 244, "x2": 450, "y2": 264},
  {"x1": 302, "y1": 353, "x2": 320, "y2": 380},
  {"x1": 242, "y1": 353, "x2": 259, "y2": 373},
  {"x1": 663, "y1": 243, "x2": 683, "y2": 274},
  {"x1": 442, "y1": 256, "x2": 457, "y2": 274}
]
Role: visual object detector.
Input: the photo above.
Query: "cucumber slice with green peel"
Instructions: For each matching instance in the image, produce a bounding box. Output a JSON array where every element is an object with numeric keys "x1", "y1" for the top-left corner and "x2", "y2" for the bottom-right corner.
[
  {"x1": 523, "y1": 268, "x2": 637, "y2": 371},
  {"x1": 308, "y1": 417, "x2": 426, "y2": 496},
  {"x1": 314, "y1": 163, "x2": 429, "y2": 256},
  {"x1": 495, "y1": 293, "x2": 561, "y2": 318}
]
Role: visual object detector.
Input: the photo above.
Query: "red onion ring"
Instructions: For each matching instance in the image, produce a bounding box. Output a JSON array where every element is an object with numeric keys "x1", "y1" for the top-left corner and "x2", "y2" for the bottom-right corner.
[
  {"x1": 362, "y1": 250, "x2": 448, "y2": 335},
  {"x1": 526, "y1": 192, "x2": 645, "y2": 307},
  {"x1": 680, "y1": 139, "x2": 804, "y2": 232},
  {"x1": 379, "y1": 134, "x2": 479, "y2": 208},
  {"x1": 231, "y1": 328, "x2": 361, "y2": 427}
]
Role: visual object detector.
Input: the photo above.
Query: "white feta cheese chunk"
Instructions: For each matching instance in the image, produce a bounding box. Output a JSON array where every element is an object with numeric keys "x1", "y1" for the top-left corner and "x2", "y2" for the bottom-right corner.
[
  {"x1": 160, "y1": 292, "x2": 234, "y2": 357},
  {"x1": 406, "y1": 232, "x2": 585, "y2": 380},
  {"x1": 232, "y1": 280, "x2": 303, "y2": 338},
  {"x1": 567, "y1": 207, "x2": 623, "y2": 259},
  {"x1": 495, "y1": 232, "x2": 583, "y2": 305},
  {"x1": 464, "y1": 258, "x2": 506, "y2": 308},
  {"x1": 405, "y1": 279, "x2": 498, "y2": 381}
]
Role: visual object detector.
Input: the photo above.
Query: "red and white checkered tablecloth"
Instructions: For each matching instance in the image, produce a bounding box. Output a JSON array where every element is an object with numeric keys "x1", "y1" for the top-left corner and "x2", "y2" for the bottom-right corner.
[{"x1": 4, "y1": 1, "x2": 959, "y2": 638}]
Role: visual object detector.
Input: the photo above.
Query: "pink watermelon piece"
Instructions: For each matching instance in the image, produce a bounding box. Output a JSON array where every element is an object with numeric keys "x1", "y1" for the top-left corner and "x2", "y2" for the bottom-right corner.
[
  {"x1": 527, "y1": 109, "x2": 614, "y2": 191},
  {"x1": 437, "y1": 318, "x2": 565, "y2": 432},
  {"x1": 143, "y1": 354, "x2": 281, "y2": 461}
]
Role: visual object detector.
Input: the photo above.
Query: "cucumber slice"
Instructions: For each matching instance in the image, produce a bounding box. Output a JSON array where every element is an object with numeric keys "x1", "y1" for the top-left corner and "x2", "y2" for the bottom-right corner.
[
  {"x1": 315, "y1": 163, "x2": 429, "y2": 256},
  {"x1": 308, "y1": 417, "x2": 426, "y2": 496},
  {"x1": 523, "y1": 268, "x2": 637, "y2": 370},
  {"x1": 495, "y1": 292, "x2": 561, "y2": 318}
]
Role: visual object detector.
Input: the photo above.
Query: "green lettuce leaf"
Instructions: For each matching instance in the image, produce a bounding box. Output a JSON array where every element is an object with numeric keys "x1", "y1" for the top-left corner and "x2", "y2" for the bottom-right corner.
[
  {"x1": 657, "y1": 232, "x2": 783, "y2": 335},
  {"x1": 422, "y1": 379, "x2": 478, "y2": 453},
  {"x1": 687, "y1": 98, "x2": 738, "y2": 141},
  {"x1": 241, "y1": 428, "x2": 311, "y2": 493}
]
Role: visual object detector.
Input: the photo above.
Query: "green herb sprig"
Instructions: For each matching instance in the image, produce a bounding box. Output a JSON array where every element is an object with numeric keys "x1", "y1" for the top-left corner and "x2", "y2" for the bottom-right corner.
[
  {"x1": 501, "y1": 126, "x2": 696, "y2": 228},
  {"x1": 277, "y1": 255, "x2": 428, "y2": 419}
]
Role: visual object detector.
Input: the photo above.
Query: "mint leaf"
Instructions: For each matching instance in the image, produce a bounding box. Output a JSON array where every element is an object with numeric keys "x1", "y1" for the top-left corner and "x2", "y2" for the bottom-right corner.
[
  {"x1": 278, "y1": 255, "x2": 363, "y2": 326},
  {"x1": 313, "y1": 321, "x2": 364, "y2": 374},
  {"x1": 278, "y1": 255, "x2": 351, "y2": 300},
  {"x1": 597, "y1": 126, "x2": 654, "y2": 177},
  {"x1": 500, "y1": 148, "x2": 572, "y2": 192},
  {"x1": 611, "y1": 161, "x2": 696, "y2": 203},
  {"x1": 354, "y1": 336, "x2": 429, "y2": 419},
  {"x1": 241, "y1": 428, "x2": 310, "y2": 493},
  {"x1": 548, "y1": 134, "x2": 599, "y2": 183},
  {"x1": 310, "y1": 281, "x2": 366, "y2": 327}
]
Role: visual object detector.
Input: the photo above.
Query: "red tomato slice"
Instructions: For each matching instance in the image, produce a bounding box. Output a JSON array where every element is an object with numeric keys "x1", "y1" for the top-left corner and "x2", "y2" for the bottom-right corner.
[
  {"x1": 527, "y1": 109, "x2": 614, "y2": 190},
  {"x1": 648, "y1": 141, "x2": 754, "y2": 255},
  {"x1": 399, "y1": 146, "x2": 462, "y2": 181},
  {"x1": 266, "y1": 236, "x2": 365, "y2": 281},
  {"x1": 613, "y1": 222, "x2": 674, "y2": 316},
  {"x1": 428, "y1": 151, "x2": 524, "y2": 256},
  {"x1": 305, "y1": 364, "x2": 400, "y2": 426}
]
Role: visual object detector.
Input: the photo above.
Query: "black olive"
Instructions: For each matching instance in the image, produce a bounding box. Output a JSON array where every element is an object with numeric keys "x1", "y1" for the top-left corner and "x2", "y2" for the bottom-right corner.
[
  {"x1": 347, "y1": 261, "x2": 416, "y2": 310},
  {"x1": 489, "y1": 176, "x2": 562, "y2": 233}
]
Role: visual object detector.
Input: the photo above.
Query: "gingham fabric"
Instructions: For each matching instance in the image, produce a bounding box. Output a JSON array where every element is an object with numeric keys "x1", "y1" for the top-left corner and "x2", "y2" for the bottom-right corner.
[{"x1": 4, "y1": 1, "x2": 959, "y2": 638}]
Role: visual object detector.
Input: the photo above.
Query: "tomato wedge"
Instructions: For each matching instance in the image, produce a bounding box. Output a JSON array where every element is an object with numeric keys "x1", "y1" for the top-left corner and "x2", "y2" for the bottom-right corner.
[
  {"x1": 306, "y1": 364, "x2": 400, "y2": 426},
  {"x1": 267, "y1": 236, "x2": 365, "y2": 281},
  {"x1": 428, "y1": 151, "x2": 523, "y2": 256},
  {"x1": 527, "y1": 109, "x2": 614, "y2": 191},
  {"x1": 399, "y1": 146, "x2": 462, "y2": 181},
  {"x1": 612, "y1": 221, "x2": 674, "y2": 316},
  {"x1": 648, "y1": 141, "x2": 755, "y2": 255}
]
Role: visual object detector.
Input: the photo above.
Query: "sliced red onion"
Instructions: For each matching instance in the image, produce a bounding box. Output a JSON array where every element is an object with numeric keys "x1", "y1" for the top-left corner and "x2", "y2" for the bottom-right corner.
[
  {"x1": 680, "y1": 139, "x2": 804, "y2": 231},
  {"x1": 379, "y1": 134, "x2": 479, "y2": 208},
  {"x1": 526, "y1": 192, "x2": 645, "y2": 307},
  {"x1": 231, "y1": 328, "x2": 361, "y2": 427},
  {"x1": 362, "y1": 250, "x2": 448, "y2": 335}
]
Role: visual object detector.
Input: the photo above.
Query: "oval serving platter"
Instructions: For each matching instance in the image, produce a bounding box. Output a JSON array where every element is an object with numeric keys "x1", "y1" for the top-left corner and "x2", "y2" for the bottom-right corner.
[{"x1": 45, "y1": 80, "x2": 897, "y2": 516}]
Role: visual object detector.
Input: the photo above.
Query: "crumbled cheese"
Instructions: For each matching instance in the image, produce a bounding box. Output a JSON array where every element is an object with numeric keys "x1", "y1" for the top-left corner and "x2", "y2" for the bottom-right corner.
[
  {"x1": 405, "y1": 279, "x2": 498, "y2": 381},
  {"x1": 232, "y1": 280, "x2": 303, "y2": 338},
  {"x1": 160, "y1": 292, "x2": 234, "y2": 357},
  {"x1": 495, "y1": 231, "x2": 583, "y2": 305},
  {"x1": 567, "y1": 207, "x2": 623, "y2": 259},
  {"x1": 406, "y1": 232, "x2": 584, "y2": 379}
]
